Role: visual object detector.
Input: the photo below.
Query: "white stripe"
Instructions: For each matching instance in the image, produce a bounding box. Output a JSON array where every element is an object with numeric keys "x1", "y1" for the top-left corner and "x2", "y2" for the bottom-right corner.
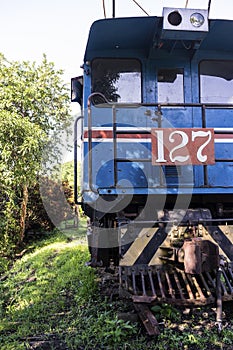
[
  {"x1": 214, "y1": 139, "x2": 233, "y2": 143},
  {"x1": 84, "y1": 138, "x2": 233, "y2": 143},
  {"x1": 214, "y1": 128, "x2": 233, "y2": 132}
]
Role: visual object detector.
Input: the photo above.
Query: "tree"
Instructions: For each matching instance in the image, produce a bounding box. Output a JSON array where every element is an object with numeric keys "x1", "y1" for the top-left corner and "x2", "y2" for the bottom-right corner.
[
  {"x1": 0, "y1": 53, "x2": 70, "y2": 130},
  {"x1": 0, "y1": 112, "x2": 46, "y2": 251},
  {"x1": 0, "y1": 54, "x2": 71, "y2": 255}
]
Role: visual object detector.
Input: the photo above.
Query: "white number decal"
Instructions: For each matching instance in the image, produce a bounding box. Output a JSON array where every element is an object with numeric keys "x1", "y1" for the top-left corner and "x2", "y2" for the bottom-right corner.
[
  {"x1": 191, "y1": 130, "x2": 212, "y2": 162},
  {"x1": 169, "y1": 130, "x2": 189, "y2": 162},
  {"x1": 154, "y1": 130, "x2": 166, "y2": 163}
]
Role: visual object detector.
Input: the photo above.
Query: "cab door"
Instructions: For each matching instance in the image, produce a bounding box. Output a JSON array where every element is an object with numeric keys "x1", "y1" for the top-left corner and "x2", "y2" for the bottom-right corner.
[{"x1": 146, "y1": 60, "x2": 194, "y2": 187}]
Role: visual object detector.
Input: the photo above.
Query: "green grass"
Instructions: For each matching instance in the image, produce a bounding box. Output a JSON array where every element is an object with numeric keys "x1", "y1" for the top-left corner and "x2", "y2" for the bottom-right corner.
[
  {"x1": 0, "y1": 233, "x2": 94, "y2": 347},
  {"x1": 0, "y1": 221, "x2": 138, "y2": 350},
  {"x1": 0, "y1": 219, "x2": 233, "y2": 349}
]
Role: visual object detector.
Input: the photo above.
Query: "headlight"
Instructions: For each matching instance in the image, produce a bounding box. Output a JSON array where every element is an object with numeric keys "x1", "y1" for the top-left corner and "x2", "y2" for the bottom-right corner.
[{"x1": 190, "y1": 13, "x2": 205, "y2": 28}]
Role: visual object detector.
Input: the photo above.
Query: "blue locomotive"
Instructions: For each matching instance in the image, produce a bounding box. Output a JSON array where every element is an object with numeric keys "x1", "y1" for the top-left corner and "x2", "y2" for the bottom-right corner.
[{"x1": 72, "y1": 6, "x2": 233, "y2": 331}]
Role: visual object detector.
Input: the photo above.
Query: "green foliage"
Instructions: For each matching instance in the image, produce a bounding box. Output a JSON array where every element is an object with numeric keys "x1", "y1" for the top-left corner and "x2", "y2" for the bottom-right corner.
[
  {"x1": 151, "y1": 304, "x2": 181, "y2": 323},
  {"x1": 0, "y1": 53, "x2": 70, "y2": 131},
  {"x1": 0, "y1": 113, "x2": 43, "y2": 229},
  {"x1": 61, "y1": 160, "x2": 84, "y2": 216},
  {"x1": 61, "y1": 161, "x2": 75, "y2": 187},
  {"x1": 26, "y1": 179, "x2": 75, "y2": 232},
  {"x1": 0, "y1": 111, "x2": 46, "y2": 256},
  {"x1": 0, "y1": 111, "x2": 46, "y2": 186},
  {"x1": 0, "y1": 256, "x2": 10, "y2": 275},
  {"x1": 65, "y1": 306, "x2": 137, "y2": 350},
  {"x1": 104, "y1": 318, "x2": 137, "y2": 344},
  {"x1": 0, "y1": 53, "x2": 71, "y2": 255}
]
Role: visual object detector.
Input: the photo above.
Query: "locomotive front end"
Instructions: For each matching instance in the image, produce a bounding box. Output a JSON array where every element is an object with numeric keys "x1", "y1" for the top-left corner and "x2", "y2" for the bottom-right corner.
[{"x1": 72, "y1": 6, "x2": 233, "y2": 332}]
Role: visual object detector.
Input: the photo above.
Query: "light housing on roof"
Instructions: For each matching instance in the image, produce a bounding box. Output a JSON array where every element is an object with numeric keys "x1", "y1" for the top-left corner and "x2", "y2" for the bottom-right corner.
[{"x1": 161, "y1": 7, "x2": 208, "y2": 40}]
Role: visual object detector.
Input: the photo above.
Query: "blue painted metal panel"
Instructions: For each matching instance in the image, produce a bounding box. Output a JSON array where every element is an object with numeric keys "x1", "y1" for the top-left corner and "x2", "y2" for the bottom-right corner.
[
  {"x1": 207, "y1": 162, "x2": 233, "y2": 187},
  {"x1": 84, "y1": 18, "x2": 233, "y2": 61}
]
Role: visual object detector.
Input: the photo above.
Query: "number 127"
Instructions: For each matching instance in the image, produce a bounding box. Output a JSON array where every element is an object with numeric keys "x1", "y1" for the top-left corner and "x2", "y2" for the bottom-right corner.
[{"x1": 151, "y1": 128, "x2": 215, "y2": 165}]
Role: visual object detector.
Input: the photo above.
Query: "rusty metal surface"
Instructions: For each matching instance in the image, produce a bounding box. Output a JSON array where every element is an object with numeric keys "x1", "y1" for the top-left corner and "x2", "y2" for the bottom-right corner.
[
  {"x1": 182, "y1": 239, "x2": 219, "y2": 274},
  {"x1": 134, "y1": 303, "x2": 160, "y2": 335},
  {"x1": 120, "y1": 264, "x2": 233, "y2": 306}
]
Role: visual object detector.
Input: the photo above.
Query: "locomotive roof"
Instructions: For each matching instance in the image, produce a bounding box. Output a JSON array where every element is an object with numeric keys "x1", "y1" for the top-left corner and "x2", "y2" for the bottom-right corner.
[{"x1": 84, "y1": 16, "x2": 233, "y2": 61}]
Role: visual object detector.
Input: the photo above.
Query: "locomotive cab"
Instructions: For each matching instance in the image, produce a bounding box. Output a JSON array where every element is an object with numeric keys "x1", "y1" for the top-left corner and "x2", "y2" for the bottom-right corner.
[{"x1": 73, "y1": 7, "x2": 233, "y2": 331}]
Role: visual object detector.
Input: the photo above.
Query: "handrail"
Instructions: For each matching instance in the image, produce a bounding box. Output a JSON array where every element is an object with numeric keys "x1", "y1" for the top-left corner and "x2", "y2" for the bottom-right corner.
[
  {"x1": 90, "y1": 97, "x2": 233, "y2": 109},
  {"x1": 74, "y1": 115, "x2": 83, "y2": 204},
  {"x1": 87, "y1": 93, "x2": 109, "y2": 193}
]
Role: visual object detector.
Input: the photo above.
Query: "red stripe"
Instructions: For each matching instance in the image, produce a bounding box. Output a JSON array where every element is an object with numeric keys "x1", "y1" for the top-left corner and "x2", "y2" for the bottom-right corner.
[
  {"x1": 214, "y1": 134, "x2": 233, "y2": 139},
  {"x1": 83, "y1": 130, "x2": 151, "y2": 139},
  {"x1": 83, "y1": 130, "x2": 233, "y2": 140},
  {"x1": 83, "y1": 130, "x2": 113, "y2": 138}
]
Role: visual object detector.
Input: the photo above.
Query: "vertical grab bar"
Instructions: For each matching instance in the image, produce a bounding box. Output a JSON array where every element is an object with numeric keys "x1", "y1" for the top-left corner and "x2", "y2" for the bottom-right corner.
[
  {"x1": 202, "y1": 104, "x2": 209, "y2": 186},
  {"x1": 112, "y1": 104, "x2": 117, "y2": 187},
  {"x1": 88, "y1": 97, "x2": 93, "y2": 192},
  {"x1": 74, "y1": 116, "x2": 83, "y2": 204},
  {"x1": 87, "y1": 93, "x2": 110, "y2": 193}
]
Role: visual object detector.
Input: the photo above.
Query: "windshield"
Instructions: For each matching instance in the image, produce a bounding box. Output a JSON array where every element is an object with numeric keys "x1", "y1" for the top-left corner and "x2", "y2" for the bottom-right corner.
[
  {"x1": 92, "y1": 58, "x2": 141, "y2": 104},
  {"x1": 200, "y1": 60, "x2": 233, "y2": 103}
]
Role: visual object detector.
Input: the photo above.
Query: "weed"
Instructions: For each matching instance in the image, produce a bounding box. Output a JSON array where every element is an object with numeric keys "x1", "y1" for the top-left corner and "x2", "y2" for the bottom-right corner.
[{"x1": 151, "y1": 303, "x2": 181, "y2": 322}]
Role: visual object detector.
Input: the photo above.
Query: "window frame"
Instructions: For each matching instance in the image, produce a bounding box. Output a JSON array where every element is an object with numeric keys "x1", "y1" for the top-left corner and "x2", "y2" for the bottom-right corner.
[
  {"x1": 199, "y1": 59, "x2": 233, "y2": 104},
  {"x1": 91, "y1": 58, "x2": 142, "y2": 104}
]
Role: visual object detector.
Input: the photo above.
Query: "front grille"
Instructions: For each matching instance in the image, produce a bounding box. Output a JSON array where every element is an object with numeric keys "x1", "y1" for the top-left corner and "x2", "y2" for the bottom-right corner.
[{"x1": 120, "y1": 264, "x2": 233, "y2": 305}]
